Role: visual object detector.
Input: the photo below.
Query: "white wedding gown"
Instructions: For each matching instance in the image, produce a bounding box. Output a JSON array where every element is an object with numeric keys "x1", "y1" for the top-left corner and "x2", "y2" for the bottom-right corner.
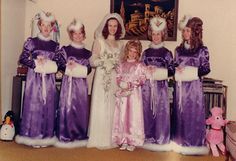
[{"x1": 87, "y1": 38, "x2": 123, "y2": 149}]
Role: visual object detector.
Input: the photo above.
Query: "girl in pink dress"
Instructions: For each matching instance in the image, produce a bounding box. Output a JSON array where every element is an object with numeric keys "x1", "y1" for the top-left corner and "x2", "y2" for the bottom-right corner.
[{"x1": 112, "y1": 40, "x2": 151, "y2": 151}]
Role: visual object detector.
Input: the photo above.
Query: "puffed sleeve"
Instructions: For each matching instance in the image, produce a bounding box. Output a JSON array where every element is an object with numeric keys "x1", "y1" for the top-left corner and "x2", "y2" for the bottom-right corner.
[
  {"x1": 130, "y1": 63, "x2": 148, "y2": 87},
  {"x1": 139, "y1": 63, "x2": 149, "y2": 85},
  {"x1": 19, "y1": 38, "x2": 35, "y2": 69},
  {"x1": 83, "y1": 52, "x2": 92, "y2": 75},
  {"x1": 166, "y1": 51, "x2": 175, "y2": 77},
  {"x1": 198, "y1": 47, "x2": 210, "y2": 77},
  {"x1": 89, "y1": 39, "x2": 103, "y2": 67},
  {"x1": 54, "y1": 46, "x2": 67, "y2": 71}
]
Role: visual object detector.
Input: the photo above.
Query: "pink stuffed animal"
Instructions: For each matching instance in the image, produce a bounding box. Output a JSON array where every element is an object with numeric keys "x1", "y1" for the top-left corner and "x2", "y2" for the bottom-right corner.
[{"x1": 206, "y1": 107, "x2": 228, "y2": 157}]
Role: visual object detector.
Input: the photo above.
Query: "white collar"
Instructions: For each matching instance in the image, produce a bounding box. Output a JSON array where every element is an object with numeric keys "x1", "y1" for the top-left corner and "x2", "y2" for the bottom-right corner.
[
  {"x1": 37, "y1": 33, "x2": 51, "y2": 41},
  {"x1": 149, "y1": 42, "x2": 164, "y2": 49},
  {"x1": 71, "y1": 42, "x2": 84, "y2": 49},
  {"x1": 127, "y1": 59, "x2": 136, "y2": 63},
  {"x1": 184, "y1": 41, "x2": 191, "y2": 49},
  {"x1": 38, "y1": 33, "x2": 51, "y2": 41}
]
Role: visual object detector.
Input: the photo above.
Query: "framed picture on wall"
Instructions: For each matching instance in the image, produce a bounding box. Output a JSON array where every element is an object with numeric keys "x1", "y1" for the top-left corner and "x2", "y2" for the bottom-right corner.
[{"x1": 110, "y1": 0, "x2": 179, "y2": 41}]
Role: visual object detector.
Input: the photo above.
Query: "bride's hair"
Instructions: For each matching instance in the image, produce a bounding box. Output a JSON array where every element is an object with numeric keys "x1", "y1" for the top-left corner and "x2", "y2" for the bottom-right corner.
[{"x1": 102, "y1": 18, "x2": 123, "y2": 40}]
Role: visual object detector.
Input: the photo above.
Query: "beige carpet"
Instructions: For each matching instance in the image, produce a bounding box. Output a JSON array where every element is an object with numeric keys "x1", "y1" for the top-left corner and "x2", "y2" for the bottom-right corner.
[{"x1": 0, "y1": 141, "x2": 226, "y2": 161}]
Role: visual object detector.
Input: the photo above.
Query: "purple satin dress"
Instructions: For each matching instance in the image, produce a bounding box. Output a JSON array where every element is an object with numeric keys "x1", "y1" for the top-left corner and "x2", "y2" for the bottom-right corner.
[
  {"x1": 56, "y1": 45, "x2": 91, "y2": 145},
  {"x1": 141, "y1": 47, "x2": 175, "y2": 145},
  {"x1": 172, "y1": 45, "x2": 210, "y2": 151},
  {"x1": 17, "y1": 37, "x2": 60, "y2": 146}
]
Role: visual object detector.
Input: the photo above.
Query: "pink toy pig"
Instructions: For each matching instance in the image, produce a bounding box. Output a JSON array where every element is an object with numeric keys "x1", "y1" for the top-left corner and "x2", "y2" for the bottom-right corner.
[{"x1": 206, "y1": 107, "x2": 228, "y2": 157}]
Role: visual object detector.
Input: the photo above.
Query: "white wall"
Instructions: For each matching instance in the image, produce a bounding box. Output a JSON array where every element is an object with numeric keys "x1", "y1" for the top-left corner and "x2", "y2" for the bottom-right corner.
[
  {"x1": 1, "y1": 0, "x2": 25, "y2": 118},
  {"x1": 1, "y1": 0, "x2": 235, "y2": 120}
]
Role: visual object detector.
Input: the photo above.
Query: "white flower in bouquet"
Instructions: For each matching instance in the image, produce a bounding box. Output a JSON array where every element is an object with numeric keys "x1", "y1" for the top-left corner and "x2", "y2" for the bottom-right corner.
[
  {"x1": 99, "y1": 51, "x2": 119, "y2": 92},
  {"x1": 100, "y1": 51, "x2": 119, "y2": 74}
]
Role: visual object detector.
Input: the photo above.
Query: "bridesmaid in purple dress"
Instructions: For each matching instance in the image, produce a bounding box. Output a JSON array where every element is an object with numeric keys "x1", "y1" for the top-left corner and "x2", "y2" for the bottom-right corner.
[
  {"x1": 141, "y1": 17, "x2": 175, "y2": 151},
  {"x1": 55, "y1": 19, "x2": 91, "y2": 148},
  {"x1": 171, "y1": 15, "x2": 211, "y2": 155},
  {"x1": 15, "y1": 12, "x2": 60, "y2": 147}
]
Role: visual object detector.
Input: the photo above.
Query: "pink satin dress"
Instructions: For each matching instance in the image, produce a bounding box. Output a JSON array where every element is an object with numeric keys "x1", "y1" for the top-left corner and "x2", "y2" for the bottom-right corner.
[{"x1": 112, "y1": 60, "x2": 148, "y2": 146}]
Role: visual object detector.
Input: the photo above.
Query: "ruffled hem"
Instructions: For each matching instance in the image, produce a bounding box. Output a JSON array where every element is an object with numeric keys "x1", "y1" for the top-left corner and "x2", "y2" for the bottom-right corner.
[
  {"x1": 54, "y1": 139, "x2": 88, "y2": 148},
  {"x1": 142, "y1": 142, "x2": 172, "y2": 152},
  {"x1": 171, "y1": 141, "x2": 209, "y2": 155},
  {"x1": 15, "y1": 135, "x2": 57, "y2": 146}
]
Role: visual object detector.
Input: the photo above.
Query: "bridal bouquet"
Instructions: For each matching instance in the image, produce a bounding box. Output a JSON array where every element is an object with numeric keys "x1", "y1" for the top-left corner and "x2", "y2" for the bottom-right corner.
[
  {"x1": 100, "y1": 51, "x2": 119, "y2": 74},
  {"x1": 99, "y1": 51, "x2": 119, "y2": 92}
]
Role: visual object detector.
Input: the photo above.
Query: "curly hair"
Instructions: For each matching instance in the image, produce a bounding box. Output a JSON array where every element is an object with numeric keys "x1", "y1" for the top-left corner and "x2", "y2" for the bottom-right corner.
[
  {"x1": 123, "y1": 40, "x2": 142, "y2": 61},
  {"x1": 181, "y1": 17, "x2": 203, "y2": 50},
  {"x1": 102, "y1": 18, "x2": 122, "y2": 40}
]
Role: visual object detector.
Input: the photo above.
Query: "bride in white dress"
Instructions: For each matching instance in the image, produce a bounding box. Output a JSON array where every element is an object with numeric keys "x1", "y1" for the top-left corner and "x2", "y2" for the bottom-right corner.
[{"x1": 87, "y1": 13, "x2": 125, "y2": 149}]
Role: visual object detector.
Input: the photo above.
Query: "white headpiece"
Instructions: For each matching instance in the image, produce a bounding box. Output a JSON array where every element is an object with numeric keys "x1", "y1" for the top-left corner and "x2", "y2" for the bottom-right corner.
[
  {"x1": 149, "y1": 17, "x2": 167, "y2": 32},
  {"x1": 95, "y1": 13, "x2": 126, "y2": 39},
  {"x1": 39, "y1": 11, "x2": 55, "y2": 22},
  {"x1": 178, "y1": 15, "x2": 192, "y2": 30},
  {"x1": 31, "y1": 11, "x2": 60, "y2": 42},
  {"x1": 68, "y1": 19, "x2": 84, "y2": 31}
]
